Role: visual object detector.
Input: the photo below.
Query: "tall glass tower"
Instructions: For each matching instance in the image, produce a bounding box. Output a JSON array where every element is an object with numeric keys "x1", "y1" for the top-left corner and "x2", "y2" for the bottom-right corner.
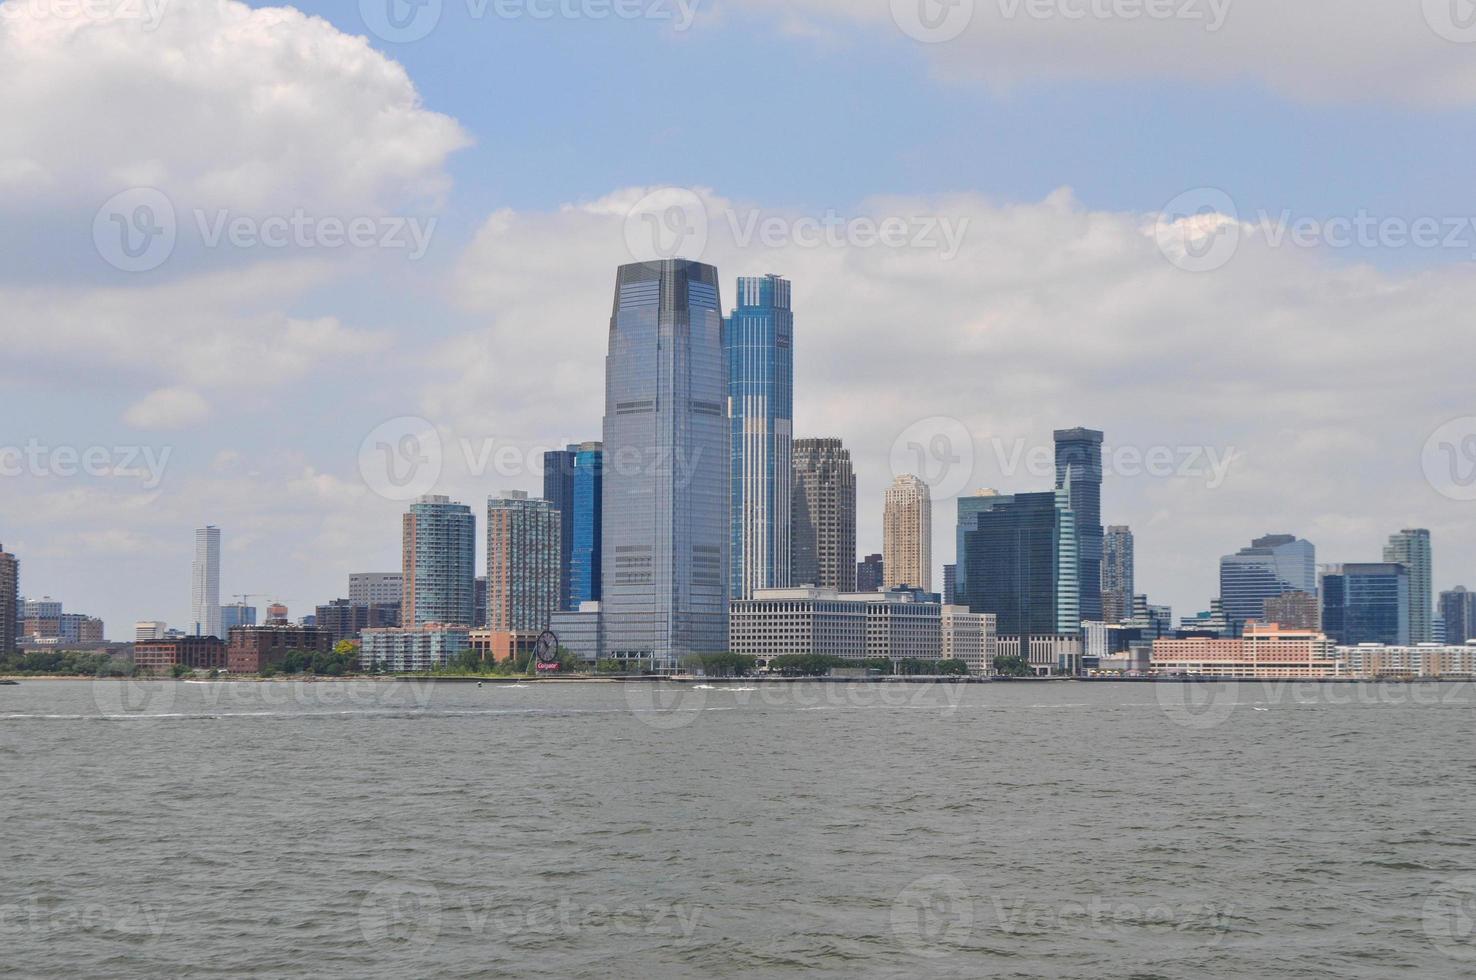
[
  {"x1": 401, "y1": 495, "x2": 476, "y2": 626},
  {"x1": 571, "y1": 442, "x2": 604, "y2": 607},
  {"x1": 542, "y1": 445, "x2": 578, "y2": 610},
  {"x1": 1054, "y1": 428, "x2": 1103, "y2": 623},
  {"x1": 726, "y1": 274, "x2": 793, "y2": 599},
  {"x1": 602, "y1": 260, "x2": 729, "y2": 668},
  {"x1": 1384, "y1": 529, "x2": 1432, "y2": 643},
  {"x1": 1219, "y1": 534, "x2": 1316, "y2": 631},
  {"x1": 191, "y1": 525, "x2": 221, "y2": 638},
  {"x1": 956, "y1": 489, "x2": 1080, "y2": 636}
]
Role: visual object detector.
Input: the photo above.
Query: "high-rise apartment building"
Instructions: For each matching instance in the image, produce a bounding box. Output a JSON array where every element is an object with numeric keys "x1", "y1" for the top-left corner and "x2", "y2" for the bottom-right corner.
[
  {"x1": 486, "y1": 491, "x2": 561, "y2": 633},
  {"x1": 727, "y1": 274, "x2": 794, "y2": 600},
  {"x1": 956, "y1": 488, "x2": 1079, "y2": 636},
  {"x1": 601, "y1": 259, "x2": 729, "y2": 668},
  {"x1": 791, "y1": 438, "x2": 856, "y2": 592},
  {"x1": 349, "y1": 572, "x2": 404, "y2": 607},
  {"x1": 1055, "y1": 428, "x2": 1104, "y2": 623},
  {"x1": 1322, "y1": 563, "x2": 1410, "y2": 646},
  {"x1": 1102, "y1": 525, "x2": 1134, "y2": 622},
  {"x1": 856, "y1": 554, "x2": 884, "y2": 593},
  {"x1": 191, "y1": 525, "x2": 221, "y2": 638},
  {"x1": 883, "y1": 475, "x2": 932, "y2": 592},
  {"x1": 1219, "y1": 534, "x2": 1316, "y2": 632},
  {"x1": 1439, "y1": 587, "x2": 1476, "y2": 645},
  {"x1": 0, "y1": 543, "x2": 16, "y2": 657},
  {"x1": 1384, "y1": 529, "x2": 1433, "y2": 643},
  {"x1": 401, "y1": 495, "x2": 476, "y2": 627}
]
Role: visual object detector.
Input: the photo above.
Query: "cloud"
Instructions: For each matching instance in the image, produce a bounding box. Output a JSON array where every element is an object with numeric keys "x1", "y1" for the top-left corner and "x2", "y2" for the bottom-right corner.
[
  {"x1": 124, "y1": 386, "x2": 211, "y2": 429},
  {"x1": 0, "y1": 0, "x2": 470, "y2": 210},
  {"x1": 725, "y1": 0, "x2": 1476, "y2": 107},
  {"x1": 446, "y1": 184, "x2": 1476, "y2": 616}
]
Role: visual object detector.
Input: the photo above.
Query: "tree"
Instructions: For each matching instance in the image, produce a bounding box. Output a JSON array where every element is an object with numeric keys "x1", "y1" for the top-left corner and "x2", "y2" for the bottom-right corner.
[
  {"x1": 935, "y1": 659, "x2": 970, "y2": 676},
  {"x1": 681, "y1": 652, "x2": 757, "y2": 677},
  {"x1": 170, "y1": 663, "x2": 192, "y2": 678},
  {"x1": 993, "y1": 655, "x2": 1033, "y2": 678}
]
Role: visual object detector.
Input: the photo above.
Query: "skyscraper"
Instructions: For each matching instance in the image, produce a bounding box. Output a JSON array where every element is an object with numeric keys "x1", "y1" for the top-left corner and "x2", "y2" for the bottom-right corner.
[
  {"x1": 543, "y1": 445, "x2": 578, "y2": 611},
  {"x1": 727, "y1": 274, "x2": 794, "y2": 600},
  {"x1": 1055, "y1": 429, "x2": 1104, "y2": 623},
  {"x1": 601, "y1": 259, "x2": 729, "y2": 668},
  {"x1": 402, "y1": 495, "x2": 476, "y2": 626},
  {"x1": 0, "y1": 543, "x2": 16, "y2": 657},
  {"x1": 883, "y1": 475, "x2": 932, "y2": 592},
  {"x1": 570, "y1": 442, "x2": 604, "y2": 607},
  {"x1": 1321, "y1": 563, "x2": 1410, "y2": 646},
  {"x1": 957, "y1": 488, "x2": 1080, "y2": 636},
  {"x1": 191, "y1": 525, "x2": 221, "y2": 638},
  {"x1": 486, "y1": 491, "x2": 561, "y2": 633},
  {"x1": 1102, "y1": 525, "x2": 1134, "y2": 623},
  {"x1": 1439, "y1": 587, "x2": 1476, "y2": 645},
  {"x1": 856, "y1": 553, "x2": 884, "y2": 593},
  {"x1": 791, "y1": 437, "x2": 857, "y2": 592},
  {"x1": 1384, "y1": 529, "x2": 1433, "y2": 643},
  {"x1": 1219, "y1": 534, "x2": 1316, "y2": 631}
]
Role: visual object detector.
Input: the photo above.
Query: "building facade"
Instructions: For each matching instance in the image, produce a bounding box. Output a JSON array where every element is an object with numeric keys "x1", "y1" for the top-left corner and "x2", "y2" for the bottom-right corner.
[
  {"x1": 1219, "y1": 534, "x2": 1316, "y2": 632},
  {"x1": 1263, "y1": 590, "x2": 1319, "y2": 630},
  {"x1": 314, "y1": 599, "x2": 400, "y2": 644},
  {"x1": 856, "y1": 554, "x2": 884, "y2": 593},
  {"x1": 1102, "y1": 525, "x2": 1134, "y2": 623},
  {"x1": 1054, "y1": 428, "x2": 1104, "y2": 623},
  {"x1": 401, "y1": 495, "x2": 476, "y2": 627},
  {"x1": 543, "y1": 444, "x2": 579, "y2": 611},
  {"x1": 226, "y1": 624, "x2": 334, "y2": 673},
  {"x1": 360, "y1": 625, "x2": 471, "y2": 673},
  {"x1": 883, "y1": 474, "x2": 932, "y2": 592},
  {"x1": 957, "y1": 488, "x2": 1080, "y2": 636},
  {"x1": 1321, "y1": 562, "x2": 1410, "y2": 646},
  {"x1": 0, "y1": 544, "x2": 17, "y2": 657},
  {"x1": 191, "y1": 525, "x2": 221, "y2": 638},
  {"x1": 550, "y1": 602, "x2": 605, "y2": 665},
  {"x1": 1439, "y1": 587, "x2": 1476, "y2": 645},
  {"x1": 1340, "y1": 642, "x2": 1476, "y2": 678},
  {"x1": 486, "y1": 491, "x2": 561, "y2": 634},
  {"x1": 1152, "y1": 624, "x2": 1345, "y2": 678},
  {"x1": 349, "y1": 572, "x2": 403, "y2": 607},
  {"x1": 791, "y1": 437, "x2": 857, "y2": 592},
  {"x1": 134, "y1": 637, "x2": 228, "y2": 674},
  {"x1": 727, "y1": 274, "x2": 794, "y2": 600},
  {"x1": 570, "y1": 443, "x2": 604, "y2": 608},
  {"x1": 941, "y1": 605, "x2": 996, "y2": 675},
  {"x1": 1384, "y1": 529, "x2": 1433, "y2": 643}
]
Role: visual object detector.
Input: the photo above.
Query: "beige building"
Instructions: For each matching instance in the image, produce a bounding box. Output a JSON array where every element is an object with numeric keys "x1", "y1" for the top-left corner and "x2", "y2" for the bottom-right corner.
[
  {"x1": 1152, "y1": 623, "x2": 1346, "y2": 678},
  {"x1": 997, "y1": 634, "x2": 1083, "y2": 675},
  {"x1": 883, "y1": 474, "x2": 932, "y2": 592},
  {"x1": 730, "y1": 587, "x2": 942, "y2": 666},
  {"x1": 941, "y1": 606, "x2": 996, "y2": 675},
  {"x1": 1339, "y1": 642, "x2": 1476, "y2": 678}
]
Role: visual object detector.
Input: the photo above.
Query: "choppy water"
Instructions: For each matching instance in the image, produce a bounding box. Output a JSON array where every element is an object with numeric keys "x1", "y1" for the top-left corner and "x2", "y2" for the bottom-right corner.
[{"x1": 4, "y1": 678, "x2": 1476, "y2": 978}]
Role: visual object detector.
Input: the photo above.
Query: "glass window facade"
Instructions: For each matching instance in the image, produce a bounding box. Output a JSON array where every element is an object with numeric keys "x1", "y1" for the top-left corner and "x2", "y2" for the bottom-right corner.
[
  {"x1": 401, "y1": 495, "x2": 476, "y2": 627},
  {"x1": 1322, "y1": 563, "x2": 1410, "y2": 646}
]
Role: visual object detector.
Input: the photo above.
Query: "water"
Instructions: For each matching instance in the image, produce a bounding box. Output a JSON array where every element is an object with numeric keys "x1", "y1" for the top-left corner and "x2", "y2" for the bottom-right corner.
[{"x1": 4, "y1": 678, "x2": 1475, "y2": 978}]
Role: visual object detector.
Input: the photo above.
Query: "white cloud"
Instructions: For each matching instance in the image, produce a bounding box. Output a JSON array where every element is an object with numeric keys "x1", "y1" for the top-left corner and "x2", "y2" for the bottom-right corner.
[
  {"x1": 726, "y1": 0, "x2": 1476, "y2": 106},
  {"x1": 123, "y1": 386, "x2": 210, "y2": 429},
  {"x1": 0, "y1": 0, "x2": 470, "y2": 210}
]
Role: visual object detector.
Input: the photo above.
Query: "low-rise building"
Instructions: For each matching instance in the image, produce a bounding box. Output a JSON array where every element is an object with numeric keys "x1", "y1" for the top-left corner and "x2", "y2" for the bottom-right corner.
[
  {"x1": 227, "y1": 624, "x2": 335, "y2": 673},
  {"x1": 941, "y1": 606, "x2": 996, "y2": 675},
  {"x1": 1151, "y1": 623, "x2": 1346, "y2": 678},
  {"x1": 996, "y1": 634, "x2": 1084, "y2": 675},
  {"x1": 550, "y1": 602, "x2": 604, "y2": 664},
  {"x1": 730, "y1": 587, "x2": 942, "y2": 667},
  {"x1": 468, "y1": 629, "x2": 541, "y2": 664},
  {"x1": 134, "y1": 637, "x2": 228, "y2": 674},
  {"x1": 360, "y1": 624, "x2": 470, "y2": 673},
  {"x1": 1339, "y1": 642, "x2": 1476, "y2": 678}
]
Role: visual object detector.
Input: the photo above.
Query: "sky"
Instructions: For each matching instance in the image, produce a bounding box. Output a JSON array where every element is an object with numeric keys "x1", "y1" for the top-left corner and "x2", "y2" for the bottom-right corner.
[{"x1": 2, "y1": 0, "x2": 1475, "y2": 636}]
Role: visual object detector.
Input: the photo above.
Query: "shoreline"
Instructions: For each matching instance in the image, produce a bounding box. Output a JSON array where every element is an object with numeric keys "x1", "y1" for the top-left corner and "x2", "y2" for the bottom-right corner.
[{"x1": 3, "y1": 674, "x2": 1474, "y2": 685}]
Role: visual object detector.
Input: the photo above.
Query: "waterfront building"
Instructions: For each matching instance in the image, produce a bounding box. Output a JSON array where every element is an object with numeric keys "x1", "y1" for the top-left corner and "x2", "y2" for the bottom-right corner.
[
  {"x1": 1321, "y1": 563, "x2": 1410, "y2": 646},
  {"x1": 360, "y1": 625, "x2": 471, "y2": 673},
  {"x1": 1055, "y1": 428, "x2": 1104, "y2": 622},
  {"x1": 727, "y1": 274, "x2": 794, "y2": 600},
  {"x1": 941, "y1": 605, "x2": 996, "y2": 675},
  {"x1": 729, "y1": 587, "x2": 943, "y2": 667},
  {"x1": 550, "y1": 601, "x2": 605, "y2": 665},
  {"x1": 601, "y1": 260, "x2": 729, "y2": 668},
  {"x1": 995, "y1": 633, "x2": 1084, "y2": 675},
  {"x1": 883, "y1": 475, "x2": 932, "y2": 592},
  {"x1": 1219, "y1": 534, "x2": 1316, "y2": 632},
  {"x1": 349, "y1": 573, "x2": 403, "y2": 607},
  {"x1": 1263, "y1": 590, "x2": 1319, "y2": 630},
  {"x1": 486, "y1": 491, "x2": 561, "y2": 634},
  {"x1": 791, "y1": 438, "x2": 857, "y2": 592},
  {"x1": 191, "y1": 525, "x2": 221, "y2": 638},
  {"x1": 1439, "y1": 587, "x2": 1476, "y2": 645},
  {"x1": 134, "y1": 636, "x2": 227, "y2": 674},
  {"x1": 468, "y1": 629, "x2": 541, "y2": 665},
  {"x1": 226, "y1": 624, "x2": 334, "y2": 673},
  {"x1": 1151, "y1": 623, "x2": 1345, "y2": 678},
  {"x1": 401, "y1": 495, "x2": 476, "y2": 627},
  {"x1": 1102, "y1": 525, "x2": 1134, "y2": 622},
  {"x1": 1339, "y1": 642, "x2": 1476, "y2": 679},
  {"x1": 956, "y1": 488, "x2": 1080, "y2": 636},
  {"x1": 1384, "y1": 529, "x2": 1433, "y2": 643},
  {"x1": 856, "y1": 554, "x2": 884, "y2": 593}
]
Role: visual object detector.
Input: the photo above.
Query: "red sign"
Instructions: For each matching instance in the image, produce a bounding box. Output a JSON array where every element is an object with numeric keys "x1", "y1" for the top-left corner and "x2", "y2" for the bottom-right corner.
[{"x1": 536, "y1": 662, "x2": 561, "y2": 672}]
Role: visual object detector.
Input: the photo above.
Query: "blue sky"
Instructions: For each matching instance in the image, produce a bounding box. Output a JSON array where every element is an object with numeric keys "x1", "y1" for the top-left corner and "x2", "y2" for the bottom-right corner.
[{"x1": 3, "y1": 0, "x2": 1474, "y2": 635}]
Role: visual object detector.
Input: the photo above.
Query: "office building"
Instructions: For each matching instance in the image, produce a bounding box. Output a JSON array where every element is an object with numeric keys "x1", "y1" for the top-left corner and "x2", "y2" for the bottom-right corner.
[
  {"x1": 569, "y1": 442, "x2": 604, "y2": 608},
  {"x1": 883, "y1": 475, "x2": 932, "y2": 591},
  {"x1": 551, "y1": 602, "x2": 605, "y2": 665},
  {"x1": 856, "y1": 554, "x2": 884, "y2": 593},
  {"x1": 1263, "y1": 590, "x2": 1319, "y2": 630},
  {"x1": 1102, "y1": 525, "x2": 1134, "y2": 622},
  {"x1": 544, "y1": 444, "x2": 579, "y2": 611},
  {"x1": 791, "y1": 438, "x2": 856, "y2": 592},
  {"x1": 941, "y1": 605, "x2": 996, "y2": 675},
  {"x1": 956, "y1": 488, "x2": 1080, "y2": 636},
  {"x1": 486, "y1": 491, "x2": 561, "y2": 634},
  {"x1": 1321, "y1": 563, "x2": 1410, "y2": 646},
  {"x1": 191, "y1": 525, "x2": 221, "y2": 638},
  {"x1": 942, "y1": 564, "x2": 957, "y2": 606},
  {"x1": 401, "y1": 495, "x2": 476, "y2": 627},
  {"x1": 1384, "y1": 529, "x2": 1433, "y2": 643},
  {"x1": 1054, "y1": 428, "x2": 1104, "y2": 622},
  {"x1": 1219, "y1": 534, "x2": 1316, "y2": 631},
  {"x1": 1439, "y1": 587, "x2": 1476, "y2": 645},
  {"x1": 0, "y1": 544, "x2": 16, "y2": 657},
  {"x1": 727, "y1": 274, "x2": 794, "y2": 600},
  {"x1": 601, "y1": 259, "x2": 729, "y2": 668},
  {"x1": 994, "y1": 634, "x2": 1084, "y2": 675},
  {"x1": 729, "y1": 587, "x2": 942, "y2": 666},
  {"x1": 349, "y1": 573, "x2": 403, "y2": 607}
]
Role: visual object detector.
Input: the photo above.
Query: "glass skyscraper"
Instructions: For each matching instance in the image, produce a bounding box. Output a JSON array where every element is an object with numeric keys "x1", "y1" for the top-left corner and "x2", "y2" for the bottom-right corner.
[
  {"x1": 1383, "y1": 529, "x2": 1432, "y2": 643},
  {"x1": 957, "y1": 489, "x2": 1080, "y2": 636},
  {"x1": 1322, "y1": 562, "x2": 1410, "y2": 646},
  {"x1": 571, "y1": 442, "x2": 604, "y2": 607},
  {"x1": 1054, "y1": 429, "x2": 1103, "y2": 623},
  {"x1": 401, "y1": 495, "x2": 476, "y2": 626},
  {"x1": 1219, "y1": 534, "x2": 1316, "y2": 631},
  {"x1": 602, "y1": 260, "x2": 729, "y2": 668},
  {"x1": 726, "y1": 274, "x2": 793, "y2": 600},
  {"x1": 543, "y1": 445, "x2": 578, "y2": 611}
]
